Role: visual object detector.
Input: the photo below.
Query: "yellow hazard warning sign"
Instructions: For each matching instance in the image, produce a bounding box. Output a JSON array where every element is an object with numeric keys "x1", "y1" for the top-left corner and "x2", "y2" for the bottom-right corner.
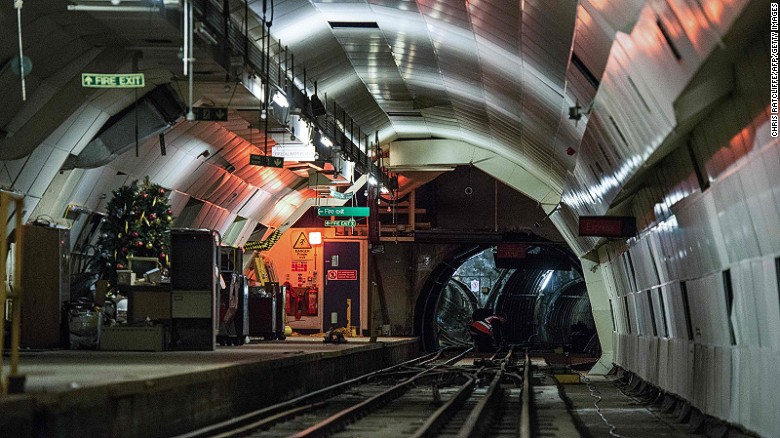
[{"x1": 292, "y1": 232, "x2": 312, "y2": 249}]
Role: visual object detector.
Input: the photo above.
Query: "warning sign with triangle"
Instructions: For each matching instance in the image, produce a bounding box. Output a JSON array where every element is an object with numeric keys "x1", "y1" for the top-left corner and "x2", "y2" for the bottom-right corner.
[{"x1": 292, "y1": 232, "x2": 312, "y2": 249}]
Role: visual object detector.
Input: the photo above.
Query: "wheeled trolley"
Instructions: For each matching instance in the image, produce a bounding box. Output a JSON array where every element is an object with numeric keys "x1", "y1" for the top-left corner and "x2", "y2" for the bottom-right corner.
[{"x1": 248, "y1": 282, "x2": 286, "y2": 340}]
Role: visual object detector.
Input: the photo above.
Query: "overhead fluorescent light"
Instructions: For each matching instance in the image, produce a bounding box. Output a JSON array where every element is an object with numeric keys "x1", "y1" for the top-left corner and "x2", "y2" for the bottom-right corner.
[
  {"x1": 328, "y1": 21, "x2": 379, "y2": 29},
  {"x1": 194, "y1": 21, "x2": 218, "y2": 45},
  {"x1": 67, "y1": 4, "x2": 161, "y2": 12},
  {"x1": 272, "y1": 91, "x2": 289, "y2": 108}
]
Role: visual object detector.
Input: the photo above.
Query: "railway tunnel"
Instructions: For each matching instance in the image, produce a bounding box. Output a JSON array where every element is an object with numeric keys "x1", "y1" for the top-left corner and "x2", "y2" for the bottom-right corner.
[{"x1": 0, "y1": 0, "x2": 778, "y2": 436}]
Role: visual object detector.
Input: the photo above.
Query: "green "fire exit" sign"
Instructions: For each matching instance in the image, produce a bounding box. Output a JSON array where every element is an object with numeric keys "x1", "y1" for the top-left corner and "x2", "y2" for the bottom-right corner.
[
  {"x1": 324, "y1": 219, "x2": 357, "y2": 227},
  {"x1": 316, "y1": 207, "x2": 370, "y2": 217},
  {"x1": 81, "y1": 73, "x2": 145, "y2": 88}
]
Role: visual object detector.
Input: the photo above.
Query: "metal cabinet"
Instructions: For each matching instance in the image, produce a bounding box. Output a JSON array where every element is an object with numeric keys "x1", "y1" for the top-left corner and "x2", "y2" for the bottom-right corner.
[{"x1": 20, "y1": 225, "x2": 70, "y2": 348}]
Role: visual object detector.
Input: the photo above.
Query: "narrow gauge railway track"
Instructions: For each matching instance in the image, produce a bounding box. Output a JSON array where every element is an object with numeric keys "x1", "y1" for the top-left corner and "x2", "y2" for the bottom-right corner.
[{"x1": 176, "y1": 349, "x2": 533, "y2": 438}]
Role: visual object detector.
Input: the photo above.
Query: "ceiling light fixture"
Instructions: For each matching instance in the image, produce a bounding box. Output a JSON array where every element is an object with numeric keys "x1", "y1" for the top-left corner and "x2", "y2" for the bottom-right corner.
[{"x1": 272, "y1": 91, "x2": 289, "y2": 108}]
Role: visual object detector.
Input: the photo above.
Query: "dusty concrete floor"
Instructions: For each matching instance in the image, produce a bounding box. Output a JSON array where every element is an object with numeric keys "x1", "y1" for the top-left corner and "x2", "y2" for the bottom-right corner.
[{"x1": 560, "y1": 376, "x2": 703, "y2": 438}]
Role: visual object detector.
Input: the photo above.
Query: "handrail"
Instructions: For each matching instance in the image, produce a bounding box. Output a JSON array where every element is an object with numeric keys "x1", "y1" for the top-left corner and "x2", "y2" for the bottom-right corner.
[
  {"x1": 0, "y1": 191, "x2": 25, "y2": 395},
  {"x1": 191, "y1": 0, "x2": 395, "y2": 189}
]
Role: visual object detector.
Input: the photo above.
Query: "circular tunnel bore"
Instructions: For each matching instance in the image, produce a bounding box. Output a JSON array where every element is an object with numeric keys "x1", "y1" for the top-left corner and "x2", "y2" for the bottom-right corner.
[{"x1": 417, "y1": 244, "x2": 599, "y2": 355}]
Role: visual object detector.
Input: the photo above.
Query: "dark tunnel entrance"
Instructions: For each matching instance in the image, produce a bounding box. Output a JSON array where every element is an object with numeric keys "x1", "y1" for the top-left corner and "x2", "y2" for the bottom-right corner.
[{"x1": 414, "y1": 242, "x2": 599, "y2": 355}]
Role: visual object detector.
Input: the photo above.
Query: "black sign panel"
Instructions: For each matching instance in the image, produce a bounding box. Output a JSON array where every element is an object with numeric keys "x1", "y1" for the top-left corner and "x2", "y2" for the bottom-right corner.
[
  {"x1": 192, "y1": 107, "x2": 228, "y2": 121},
  {"x1": 578, "y1": 216, "x2": 637, "y2": 238},
  {"x1": 493, "y1": 254, "x2": 571, "y2": 270},
  {"x1": 249, "y1": 154, "x2": 285, "y2": 168}
]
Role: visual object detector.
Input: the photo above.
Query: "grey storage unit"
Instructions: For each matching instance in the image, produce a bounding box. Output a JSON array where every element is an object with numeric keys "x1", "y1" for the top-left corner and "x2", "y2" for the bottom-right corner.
[
  {"x1": 169, "y1": 229, "x2": 218, "y2": 351},
  {"x1": 20, "y1": 225, "x2": 70, "y2": 349}
]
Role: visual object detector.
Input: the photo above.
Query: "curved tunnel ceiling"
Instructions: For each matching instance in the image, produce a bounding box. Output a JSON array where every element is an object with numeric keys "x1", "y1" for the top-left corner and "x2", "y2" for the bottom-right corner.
[
  {"x1": 267, "y1": 0, "x2": 586, "y2": 200},
  {"x1": 0, "y1": 0, "x2": 764, "y2": 251}
]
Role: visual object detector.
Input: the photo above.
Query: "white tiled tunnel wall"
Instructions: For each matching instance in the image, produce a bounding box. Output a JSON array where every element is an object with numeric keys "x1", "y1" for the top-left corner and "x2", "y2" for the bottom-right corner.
[{"x1": 591, "y1": 8, "x2": 780, "y2": 435}]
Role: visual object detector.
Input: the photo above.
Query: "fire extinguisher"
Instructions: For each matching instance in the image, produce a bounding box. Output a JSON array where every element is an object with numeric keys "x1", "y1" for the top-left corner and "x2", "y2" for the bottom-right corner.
[{"x1": 305, "y1": 286, "x2": 318, "y2": 316}]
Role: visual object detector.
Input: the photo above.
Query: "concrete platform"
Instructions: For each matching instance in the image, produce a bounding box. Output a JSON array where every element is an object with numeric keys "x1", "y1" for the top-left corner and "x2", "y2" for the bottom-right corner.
[{"x1": 0, "y1": 336, "x2": 419, "y2": 438}]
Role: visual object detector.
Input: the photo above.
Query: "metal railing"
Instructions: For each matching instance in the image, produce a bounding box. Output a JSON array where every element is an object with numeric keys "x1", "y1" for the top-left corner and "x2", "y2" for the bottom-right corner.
[
  {"x1": 0, "y1": 190, "x2": 25, "y2": 395},
  {"x1": 191, "y1": 0, "x2": 395, "y2": 189}
]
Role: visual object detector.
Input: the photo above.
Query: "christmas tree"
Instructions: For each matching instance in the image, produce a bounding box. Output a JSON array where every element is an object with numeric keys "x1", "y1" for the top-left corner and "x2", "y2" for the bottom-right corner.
[{"x1": 97, "y1": 177, "x2": 174, "y2": 284}]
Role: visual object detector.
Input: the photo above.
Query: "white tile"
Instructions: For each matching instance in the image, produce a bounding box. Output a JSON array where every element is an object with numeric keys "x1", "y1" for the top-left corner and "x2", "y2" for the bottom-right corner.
[{"x1": 12, "y1": 145, "x2": 54, "y2": 193}]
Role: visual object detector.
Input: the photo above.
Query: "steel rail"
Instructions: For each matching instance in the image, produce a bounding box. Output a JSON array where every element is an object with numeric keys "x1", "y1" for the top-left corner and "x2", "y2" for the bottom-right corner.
[
  {"x1": 455, "y1": 349, "x2": 514, "y2": 438},
  {"x1": 173, "y1": 351, "x2": 440, "y2": 438},
  {"x1": 519, "y1": 349, "x2": 532, "y2": 438},
  {"x1": 411, "y1": 348, "x2": 516, "y2": 438},
  {"x1": 208, "y1": 402, "x2": 326, "y2": 438},
  {"x1": 289, "y1": 349, "x2": 473, "y2": 438},
  {"x1": 415, "y1": 348, "x2": 446, "y2": 367},
  {"x1": 407, "y1": 375, "x2": 476, "y2": 438}
]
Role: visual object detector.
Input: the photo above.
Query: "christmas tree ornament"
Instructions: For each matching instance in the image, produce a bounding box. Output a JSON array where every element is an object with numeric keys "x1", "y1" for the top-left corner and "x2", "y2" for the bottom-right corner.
[
  {"x1": 98, "y1": 177, "x2": 173, "y2": 282},
  {"x1": 167, "y1": 209, "x2": 172, "y2": 214},
  {"x1": 166, "y1": 215, "x2": 172, "y2": 222}
]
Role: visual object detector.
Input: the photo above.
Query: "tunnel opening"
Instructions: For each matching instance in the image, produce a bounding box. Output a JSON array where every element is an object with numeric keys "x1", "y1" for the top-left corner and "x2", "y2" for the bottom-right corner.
[{"x1": 415, "y1": 241, "x2": 598, "y2": 357}]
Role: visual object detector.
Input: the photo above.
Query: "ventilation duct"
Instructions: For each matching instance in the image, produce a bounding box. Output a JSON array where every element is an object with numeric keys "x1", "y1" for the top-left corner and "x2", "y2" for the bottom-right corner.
[{"x1": 62, "y1": 84, "x2": 184, "y2": 170}]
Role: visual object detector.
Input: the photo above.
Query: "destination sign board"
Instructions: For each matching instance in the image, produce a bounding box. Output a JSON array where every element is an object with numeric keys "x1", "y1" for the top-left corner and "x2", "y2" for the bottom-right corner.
[
  {"x1": 249, "y1": 154, "x2": 284, "y2": 168},
  {"x1": 192, "y1": 107, "x2": 228, "y2": 121},
  {"x1": 578, "y1": 216, "x2": 637, "y2": 238}
]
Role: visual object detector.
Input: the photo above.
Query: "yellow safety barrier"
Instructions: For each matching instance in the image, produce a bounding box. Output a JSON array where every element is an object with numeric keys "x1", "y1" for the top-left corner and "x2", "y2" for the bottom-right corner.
[
  {"x1": 0, "y1": 190, "x2": 25, "y2": 395},
  {"x1": 253, "y1": 251, "x2": 271, "y2": 284}
]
